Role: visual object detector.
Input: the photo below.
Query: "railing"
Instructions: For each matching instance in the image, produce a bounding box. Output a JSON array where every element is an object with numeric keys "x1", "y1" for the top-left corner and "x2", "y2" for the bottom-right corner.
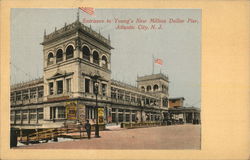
[
  {"x1": 120, "y1": 121, "x2": 163, "y2": 129},
  {"x1": 93, "y1": 59, "x2": 99, "y2": 65},
  {"x1": 18, "y1": 123, "x2": 106, "y2": 144}
]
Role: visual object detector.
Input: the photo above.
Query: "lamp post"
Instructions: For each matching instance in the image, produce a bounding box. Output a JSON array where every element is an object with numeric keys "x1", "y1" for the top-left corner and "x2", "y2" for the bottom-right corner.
[{"x1": 92, "y1": 75, "x2": 101, "y2": 138}]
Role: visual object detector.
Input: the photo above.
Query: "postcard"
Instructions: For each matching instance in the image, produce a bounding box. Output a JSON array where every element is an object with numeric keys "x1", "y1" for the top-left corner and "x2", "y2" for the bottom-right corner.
[{"x1": 0, "y1": 0, "x2": 249, "y2": 160}]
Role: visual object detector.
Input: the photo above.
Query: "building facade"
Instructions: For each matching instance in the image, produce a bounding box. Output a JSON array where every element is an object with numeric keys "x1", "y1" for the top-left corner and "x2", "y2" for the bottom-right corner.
[{"x1": 10, "y1": 16, "x2": 175, "y2": 130}]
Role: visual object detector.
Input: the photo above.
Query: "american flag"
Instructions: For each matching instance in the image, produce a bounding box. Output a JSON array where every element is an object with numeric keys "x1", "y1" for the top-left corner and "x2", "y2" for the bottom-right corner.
[
  {"x1": 155, "y1": 58, "x2": 163, "y2": 65},
  {"x1": 79, "y1": 7, "x2": 95, "y2": 15}
]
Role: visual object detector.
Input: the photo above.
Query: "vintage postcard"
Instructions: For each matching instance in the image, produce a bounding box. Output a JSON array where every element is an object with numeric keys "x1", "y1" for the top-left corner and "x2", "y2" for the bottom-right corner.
[
  {"x1": 9, "y1": 8, "x2": 201, "y2": 150},
  {"x1": 0, "y1": 0, "x2": 249, "y2": 160}
]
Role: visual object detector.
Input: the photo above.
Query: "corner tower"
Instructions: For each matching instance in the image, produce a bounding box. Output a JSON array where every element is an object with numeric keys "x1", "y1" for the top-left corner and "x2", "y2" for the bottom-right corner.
[
  {"x1": 137, "y1": 73, "x2": 169, "y2": 108},
  {"x1": 41, "y1": 18, "x2": 113, "y2": 102}
]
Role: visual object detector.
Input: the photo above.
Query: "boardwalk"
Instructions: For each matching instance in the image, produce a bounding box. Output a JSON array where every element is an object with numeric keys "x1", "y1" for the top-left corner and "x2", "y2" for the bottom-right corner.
[{"x1": 15, "y1": 124, "x2": 201, "y2": 149}]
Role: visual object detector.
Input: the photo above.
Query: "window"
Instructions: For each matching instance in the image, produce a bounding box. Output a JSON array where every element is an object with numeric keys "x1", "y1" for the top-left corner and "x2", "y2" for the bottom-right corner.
[
  {"x1": 118, "y1": 114, "x2": 123, "y2": 122},
  {"x1": 10, "y1": 93, "x2": 15, "y2": 102},
  {"x1": 56, "y1": 49, "x2": 63, "y2": 63},
  {"x1": 101, "y1": 55, "x2": 108, "y2": 69},
  {"x1": 125, "y1": 92, "x2": 130, "y2": 101},
  {"x1": 57, "y1": 80, "x2": 63, "y2": 94},
  {"x1": 47, "y1": 52, "x2": 54, "y2": 65},
  {"x1": 111, "y1": 87, "x2": 117, "y2": 99},
  {"x1": 162, "y1": 85, "x2": 168, "y2": 93},
  {"x1": 30, "y1": 88, "x2": 37, "y2": 99},
  {"x1": 66, "y1": 45, "x2": 74, "y2": 59},
  {"x1": 93, "y1": 51, "x2": 99, "y2": 65},
  {"x1": 22, "y1": 90, "x2": 29, "y2": 100},
  {"x1": 58, "y1": 107, "x2": 66, "y2": 118},
  {"x1": 38, "y1": 108, "x2": 44, "y2": 119},
  {"x1": 118, "y1": 90, "x2": 124, "y2": 100},
  {"x1": 153, "y1": 84, "x2": 159, "y2": 91},
  {"x1": 146, "y1": 98, "x2": 150, "y2": 105},
  {"x1": 126, "y1": 114, "x2": 130, "y2": 122},
  {"x1": 22, "y1": 114, "x2": 28, "y2": 120},
  {"x1": 50, "y1": 107, "x2": 56, "y2": 119},
  {"x1": 49, "y1": 82, "x2": 53, "y2": 95},
  {"x1": 38, "y1": 86, "x2": 44, "y2": 97},
  {"x1": 82, "y1": 46, "x2": 90, "y2": 61},
  {"x1": 85, "y1": 78, "x2": 90, "y2": 93},
  {"x1": 30, "y1": 114, "x2": 36, "y2": 120},
  {"x1": 141, "y1": 86, "x2": 145, "y2": 92},
  {"x1": 101, "y1": 83, "x2": 107, "y2": 96},
  {"x1": 15, "y1": 115, "x2": 21, "y2": 121},
  {"x1": 66, "y1": 79, "x2": 71, "y2": 92},
  {"x1": 16, "y1": 91, "x2": 21, "y2": 101},
  {"x1": 131, "y1": 95, "x2": 136, "y2": 102},
  {"x1": 146, "y1": 85, "x2": 152, "y2": 92}
]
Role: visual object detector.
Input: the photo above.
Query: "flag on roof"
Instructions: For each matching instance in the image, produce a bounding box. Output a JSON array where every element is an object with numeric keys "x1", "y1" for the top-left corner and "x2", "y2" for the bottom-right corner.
[
  {"x1": 79, "y1": 7, "x2": 95, "y2": 15},
  {"x1": 155, "y1": 58, "x2": 163, "y2": 65}
]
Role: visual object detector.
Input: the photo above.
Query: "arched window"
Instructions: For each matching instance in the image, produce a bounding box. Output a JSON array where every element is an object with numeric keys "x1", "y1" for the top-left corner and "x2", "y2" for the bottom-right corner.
[
  {"x1": 101, "y1": 55, "x2": 108, "y2": 69},
  {"x1": 82, "y1": 46, "x2": 90, "y2": 61},
  {"x1": 162, "y1": 85, "x2": 167, "y2": 93},
  {"x1": 153, "y1": 84, "x2": 159, "y2": 91},
  {"x1": 146, "y1": 85, "x2": 151, "y2": 92},
  {"x1": 141, "y1": 86, "x2": 145, "y2": 92},
  {"x1": 47, "y1": 52, "x2": 54, "y2": 65},
  {"x1": 56, "y1": 49, "x2": 63, "y2": 63},
  {"x1": 66, "y1": 45, "x2": 74, "y2": 60},
  {"x1": 93, "y1": 51, "x2": 99, "y2": 65}
]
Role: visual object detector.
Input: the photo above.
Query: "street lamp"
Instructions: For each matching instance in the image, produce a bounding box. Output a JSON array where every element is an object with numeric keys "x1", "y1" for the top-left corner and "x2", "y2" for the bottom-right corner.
[{"x1": 92, "y1": 75, "x2": 101, "y2": 138}]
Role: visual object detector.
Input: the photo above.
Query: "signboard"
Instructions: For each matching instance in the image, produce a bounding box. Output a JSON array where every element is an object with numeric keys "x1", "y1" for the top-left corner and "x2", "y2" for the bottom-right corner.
[
  {"x1": 98, "y1": 108, "x2": 104, "y2": 124},
  {"x1": 78, "y1": 104, "x2": 85, "y2": 121},
  {"x1": 66, "y1": 101, "x2": 77, "y2": 120}
]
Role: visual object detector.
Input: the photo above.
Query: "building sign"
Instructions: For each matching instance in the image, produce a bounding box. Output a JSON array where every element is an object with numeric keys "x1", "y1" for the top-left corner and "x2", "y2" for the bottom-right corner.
[
  {"x1": 66, "y1": 101, "x2": 77, "y2": 120},
  {"x1": 98, "y1": 108, "x2": 104, "y2": 124},
  {"x1": 47, "y1": 96, "x2": 69, "y2": 102},
  {"x1": 78, "y1": 104, "x2": 85, "y2": 121}
]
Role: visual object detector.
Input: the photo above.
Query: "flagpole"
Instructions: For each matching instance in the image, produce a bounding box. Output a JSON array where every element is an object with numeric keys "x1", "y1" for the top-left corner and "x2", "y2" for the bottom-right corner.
[
  {"x1": 77, "y1": 7, "x2": 80, "y2": 22},
  {"x1": 152, "y1": 55, "x2": 154, "y2": 74}
]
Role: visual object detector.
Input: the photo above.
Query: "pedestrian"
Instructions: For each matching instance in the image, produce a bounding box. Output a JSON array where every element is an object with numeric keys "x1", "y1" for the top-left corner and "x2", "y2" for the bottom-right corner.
[{"x1": 85, "y1": 120, "x2": 91, "y2": 139}]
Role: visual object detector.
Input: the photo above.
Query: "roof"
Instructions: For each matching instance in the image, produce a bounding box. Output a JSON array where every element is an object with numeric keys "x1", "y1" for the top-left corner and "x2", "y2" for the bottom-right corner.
[
  {"x1": 42, "y1": 20, "x2": 113, "y2": 49},
  {"x1": 11, "y1": 77, "x2": 44, "y2": 90},
  {"x1": 168, "y1": 106, "x2": 200, "y2": 112},
  {"x1": 169, "y1": 97, "x2": 185, "y2": 100},
  {"x1": 137, "y1": 73, "x2": 168, "y2": 82}
]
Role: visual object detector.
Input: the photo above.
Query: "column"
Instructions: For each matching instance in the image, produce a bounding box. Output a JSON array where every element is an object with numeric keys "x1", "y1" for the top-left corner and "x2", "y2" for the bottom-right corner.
[
  {"x1": 129, "y1": 111, "x2": 132, "y2": 123},
  {"x1": 20, "y1": 110, "x2": 23, "y2": 125},
  {"x1": 123, "y1": 110, "x2": 126, "y2": 122},
  {"x1": 75, "y1": 37, "x2": 81, "y2": 58},
  {"x1": 90, "y1": 80, "x2": 93, "y2": 93},
  {"x1": 14, "y1": 92, "x2": 16, "y2": 104},
  {"x1": 192, "y1": 112, "x2": 195, "y2": 122},
  {"x1": 53, "y1": 80, "x2": 56, "y2": 95},
  {"x1": 28, "y1": 109, "x2": 30, "y2": 124},
  {"x1": 28, "y1": 89, "x2": 31, "y2": 100},
  {"x1": 149, "y1": 112, "x2": 151, "y2": 122},
  {"x1": 56, "y1": 107, "x2": 58, "y2": 119},
  {"x1": 115, "y1": 90, "x2": 118, "y2": 101},
  {"x1": 63, "y1": 78, "x2": 66, "y2": 94},
  {"x1": 20, "y1": 90, "x2": 23, "y2": 101},
  {"x1": 14, "y1": 110, "x2": 16, "y2": 125},
  {"x1": 36, "y1": 108, "x2": 39, "y2": 124},
  {"x1": 36, "y1": 87, "x2": 39, "y2": 101},
  {"x1": 115, "y1": 108, "x2": 118, "y2": 124},
  {"x1": 183, "y1": 113, "x2": 186, "y2": 123}
]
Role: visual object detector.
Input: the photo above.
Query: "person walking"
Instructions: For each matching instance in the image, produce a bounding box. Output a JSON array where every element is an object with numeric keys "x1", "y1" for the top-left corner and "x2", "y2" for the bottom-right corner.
[{"x1": 85, "y1": 120, "x2": 91, "y2": 139}]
